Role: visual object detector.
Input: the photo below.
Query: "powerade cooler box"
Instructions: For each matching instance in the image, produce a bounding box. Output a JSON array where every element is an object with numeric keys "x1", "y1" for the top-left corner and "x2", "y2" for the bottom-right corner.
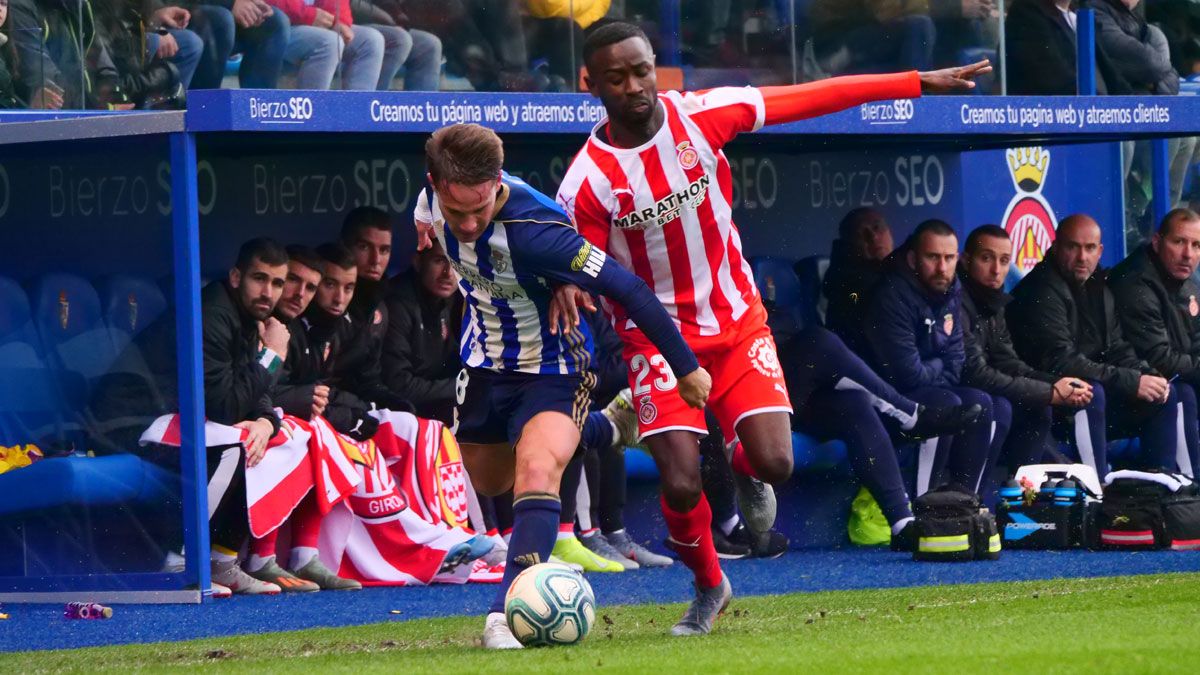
[{"x1": 996, "y1": 464, "x2": 1101, "y2": 549}]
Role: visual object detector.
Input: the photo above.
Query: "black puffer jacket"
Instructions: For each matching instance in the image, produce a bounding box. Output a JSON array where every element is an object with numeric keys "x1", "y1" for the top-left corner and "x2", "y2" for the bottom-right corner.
[
  {"x1": 382, "y1": 272, "x2": 461, "y2": 424},
  {"x1": 1008, "y1": 256, "x2": 1152, "y2": 401},
  {"x1": 821, "y1": 237, "x2": 887, "y2": 354},
  {"x1": 1108, "y1": 243, "x2": 1200, "y2": 387},
  {"x1": 8, "y1": 0, "x2": 119, "y2": 108},
  {"x1": 273, "y1": 316, "x2": 379, "y2": 440},
  {"x1": 1086, "y1": 0, "x2": 1179, "y2": 94},
  {"x1": 958, "y1": 270, "x2": 1055, "y2": 407},
  {"x1": 90, "y1": 281, "x2": 281, "y2": 452},
  {"x1": 1004, "y1": 0, "x2": 1132, "y2": 95}
]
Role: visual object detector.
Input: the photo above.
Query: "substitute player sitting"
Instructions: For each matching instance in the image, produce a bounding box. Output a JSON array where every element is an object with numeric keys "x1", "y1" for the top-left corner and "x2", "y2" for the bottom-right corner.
[
  {"x1": 555, "y1": 22, "x2": 991, "y2": 635},
  {"x1": 414, "y1": 123, "x2": 710, "y2": 649}
]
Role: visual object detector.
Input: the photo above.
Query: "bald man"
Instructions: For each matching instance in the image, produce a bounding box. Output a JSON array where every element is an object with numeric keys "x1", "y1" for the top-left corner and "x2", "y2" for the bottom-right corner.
[{"x1": 1008, "y1": 214, "x2": 1196, "y2": 478}]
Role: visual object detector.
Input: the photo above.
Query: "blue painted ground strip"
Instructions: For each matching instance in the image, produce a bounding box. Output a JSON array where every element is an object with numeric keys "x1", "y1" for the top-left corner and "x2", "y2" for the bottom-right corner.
[{"x1": 3, "y1": 549, "x2": 1198, "y2": 653}]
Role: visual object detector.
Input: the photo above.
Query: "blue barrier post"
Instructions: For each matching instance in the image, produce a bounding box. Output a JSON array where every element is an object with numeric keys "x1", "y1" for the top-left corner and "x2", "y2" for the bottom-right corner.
[
  {"x1": 169, "y1": 132, "x2": 210, "y2": 600},
  {"x1": 659, "y1": 0, "x2": 682, "y2": 67},
  {"x1": 1076, "y1": 9, "x2": 1096, "y2": 96},
  {"x1": 1151, "y1": 139, "x2": 1172, "y2": 227}
]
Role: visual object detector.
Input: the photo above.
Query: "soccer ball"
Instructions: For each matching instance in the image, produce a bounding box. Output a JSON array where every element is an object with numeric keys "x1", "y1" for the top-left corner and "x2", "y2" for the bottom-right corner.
[{"x1": 504, "y1": 563, "x2": 596, "y2": 646}]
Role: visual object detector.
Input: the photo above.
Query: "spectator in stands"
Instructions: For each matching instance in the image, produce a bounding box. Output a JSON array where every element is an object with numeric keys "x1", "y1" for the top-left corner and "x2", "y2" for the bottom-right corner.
[
  {"x1": 809, "y1": 0, "x2": 942, "y2": 75},
  {"x1": 405, "y1": 0, "x2": 543, "y2": 91},
  {"x1": 248, "y1": 244, "x2": 367, "y2": 592},
  {"x1": 92, "y1": 0, "x2": 196, "y2": 108},
  {"x1": 91, "y1": 238, "x2": 293, "y2": 596},
  {"x1": 1087, "y1": 0, "x2": 1196, "y2": 245},
  {"x1": 1008, "y1": 214, "x2": 1195, "y2": 477},
  {"x1": 349, "y1": 0, "x2": 443, "y2": 90},
  {"x1": 0, "y1": 0, "x2": 26, "y2": 108},
  {"x1": 9, "y1": 0, "x2": 114, "y2": 108},
  {"x1": 1109, "y1": 208, "x2": 1200, "y2": 474},
  {"x1": 958, "y1": 225, "x2": 1094, "y2": 479},
  {"x1": 383, "y1": 239, "x2": 461, "y2": 423},
  {"x1": 822, "y1": 207, "x2": 894, "y2": 354},
  {"x1": 861, "y1": 219, "x2": 1000, "y2": 497},
  {"x1": 523, "y1": 0, "x2": 612, "y2": 92},
  {"x1": 1004, "y1": 0, "x2": 1131, "y2": 95},
  {"x1": 268, "y1": 0, "x2": 384, "y2": 89},
  {"x1": 1146, "y1": 0, "x2": 1200, "y2": 78},
  {"x1": 182, "y1": 0, "x2": 289, "y2": 90}
]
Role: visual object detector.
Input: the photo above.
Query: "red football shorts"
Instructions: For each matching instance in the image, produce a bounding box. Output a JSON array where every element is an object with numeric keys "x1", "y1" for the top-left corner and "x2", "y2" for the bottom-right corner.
[{"x1": 619, "y1": 300, "x2": 792, "y2": 443}]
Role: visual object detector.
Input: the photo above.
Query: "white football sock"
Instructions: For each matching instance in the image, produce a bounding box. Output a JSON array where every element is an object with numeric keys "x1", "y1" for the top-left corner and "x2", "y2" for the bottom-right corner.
[
  {"x1": 719, "y1": 514, "x2": 740, "y2": 536},
  {"x1": 290, "y1": 546, "x2": 319, "y2": 570}
]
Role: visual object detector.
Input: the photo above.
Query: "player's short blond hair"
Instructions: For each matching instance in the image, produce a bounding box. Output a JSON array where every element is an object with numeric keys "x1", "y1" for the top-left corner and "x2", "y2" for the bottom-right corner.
[{"x1": 425, "y1": 123, "x2": 504, "y2": 188}]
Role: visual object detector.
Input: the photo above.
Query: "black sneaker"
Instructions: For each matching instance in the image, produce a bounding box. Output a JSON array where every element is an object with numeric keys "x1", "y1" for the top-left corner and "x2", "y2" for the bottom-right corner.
[
  {"x1": 901, "y1": 403, "x2": 982, "y2": 441},
  {"x1": 725, "y1": 520, "x2": 789, "y2": 559},
  {"x1": 709, "y1": 526, "x2": 751, "y2": 560},
  {"x1": 889, "y1": 520, "x2": 917, "y2": 552}
]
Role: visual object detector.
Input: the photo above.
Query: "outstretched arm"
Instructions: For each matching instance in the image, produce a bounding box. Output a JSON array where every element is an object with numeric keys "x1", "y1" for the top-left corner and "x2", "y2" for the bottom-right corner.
[{"x1": 758, "y1": 60, "x2": 991, "y2": 126}]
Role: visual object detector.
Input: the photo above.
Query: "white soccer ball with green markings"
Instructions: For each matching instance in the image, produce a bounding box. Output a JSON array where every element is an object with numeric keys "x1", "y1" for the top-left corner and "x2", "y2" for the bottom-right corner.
[{"x1": 504, "y1": 562, "x2": 596, "y2": 646}]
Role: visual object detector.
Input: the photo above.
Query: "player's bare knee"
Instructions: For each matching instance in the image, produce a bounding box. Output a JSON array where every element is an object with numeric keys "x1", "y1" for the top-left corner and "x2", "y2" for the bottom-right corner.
[
  {"x1": 660, "y1": 472, "x2": 702, "y2": 510},
  {"x1": 754, "y1": 450, "x2": 794, "y2": 485}
]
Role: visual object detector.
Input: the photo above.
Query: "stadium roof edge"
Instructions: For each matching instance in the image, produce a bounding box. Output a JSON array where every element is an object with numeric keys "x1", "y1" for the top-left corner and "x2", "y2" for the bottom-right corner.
[{"x1": 0, "y1": 110, "x2": 184, "y2": 146}]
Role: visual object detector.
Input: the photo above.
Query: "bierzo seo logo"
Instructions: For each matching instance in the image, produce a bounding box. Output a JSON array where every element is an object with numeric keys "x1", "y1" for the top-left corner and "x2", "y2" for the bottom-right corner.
[
  {"x1": 860, "y1": 99, "x2": 915, "y2": 125},
  {"x1": 249, "y1": 96, "x2": 314, "y2": 123}
]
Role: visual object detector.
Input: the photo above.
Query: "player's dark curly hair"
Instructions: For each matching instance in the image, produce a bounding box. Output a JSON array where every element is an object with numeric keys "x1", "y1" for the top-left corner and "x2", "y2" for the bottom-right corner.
[
  {"x1": 583, "y1": 22, "x2": 652, "y2": 68},
  {"x1": 425, "y1": 123, "x2": 504, "y2": 188}
]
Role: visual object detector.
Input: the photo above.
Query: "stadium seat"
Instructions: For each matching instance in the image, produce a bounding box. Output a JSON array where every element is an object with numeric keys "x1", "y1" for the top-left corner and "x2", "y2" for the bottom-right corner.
[
  {"x1": 27, "y1": 273, "x2": 121, "y2": 383},
  {"x1": 750, "y1": 256, "x2": 806, "y2": 332},
  {"x1": 793, "y1": 255, "x2": 830, "y2": 327},
  {"x1": 0, "y1": 277, "x2": 67, "y2": 445},
  {"x1": 0, "y1": 276, "x2": 44, "y2": 369},
  {"x1": 0, "y1": 454, "x2": 175, "y2": 518},
  {"x1": 100, "y1": 275, "x2": 168, "y2": 354}
]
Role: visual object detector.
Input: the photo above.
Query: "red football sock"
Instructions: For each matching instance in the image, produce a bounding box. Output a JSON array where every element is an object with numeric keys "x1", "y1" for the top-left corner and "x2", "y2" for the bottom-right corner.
[
  {"x1": 290, "y1": 494, "x2": 323, "y2": 549},
  {"x1": 661, "y1": 493, "x2": 723, "y2": 589},
  {"x1": 250, "y1": 529, "x2": 278, "y2": 558},
  {"x1": 730, "y1": 441, "x2": 760, "y2": 479}
]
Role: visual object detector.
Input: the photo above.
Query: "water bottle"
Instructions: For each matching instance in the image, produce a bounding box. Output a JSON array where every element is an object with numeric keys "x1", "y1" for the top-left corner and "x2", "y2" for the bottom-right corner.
[
  {"x1": 999, "y1": 479, "x2": 1023, "y2": 508},
  {"x1": 1054, "y1": 479, "x2": 1080, "y2": 506},
  {"x1": 1038, "y1": 479, "x2": 1059, "y2": 502},
  {"x1": 64, "y1": 602, "x2": 112, "y2": 620}
]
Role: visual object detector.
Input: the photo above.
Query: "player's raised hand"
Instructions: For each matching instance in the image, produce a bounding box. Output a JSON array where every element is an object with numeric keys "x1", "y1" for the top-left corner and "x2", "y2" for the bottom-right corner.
[
  {"x1": 548, "y1": 283, "x2": 597, "y2": 336},
  {"x1": 416, "y1": 219, "x2": 434, "y2": 251},
  {"x1": 678, "y1": 367, "x2": 712, "y2": 409},
  {"x1": 918, "y1": 59, "x2": 993, "y2": 93}
]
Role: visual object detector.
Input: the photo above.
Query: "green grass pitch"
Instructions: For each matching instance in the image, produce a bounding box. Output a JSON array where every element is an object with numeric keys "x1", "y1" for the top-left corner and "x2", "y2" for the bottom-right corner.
[{"x1": 5, "y1": 573, "x2": 1198, "y2": 673}]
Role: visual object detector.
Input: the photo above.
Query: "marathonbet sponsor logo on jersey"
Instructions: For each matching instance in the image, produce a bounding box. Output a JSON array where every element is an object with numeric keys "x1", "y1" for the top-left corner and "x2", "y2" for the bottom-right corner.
[{"x1": 613, "y1": 174, "x2": 711, "y2": 231}]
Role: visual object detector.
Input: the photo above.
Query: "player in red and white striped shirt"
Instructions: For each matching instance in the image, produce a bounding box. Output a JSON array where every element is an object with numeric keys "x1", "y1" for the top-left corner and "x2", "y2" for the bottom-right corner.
[{"x1": 556, "y1": 22, "x2": 990, "y2": 636}]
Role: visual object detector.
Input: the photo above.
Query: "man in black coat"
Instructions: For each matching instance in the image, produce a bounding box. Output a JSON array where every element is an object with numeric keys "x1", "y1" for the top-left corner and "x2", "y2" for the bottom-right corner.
[
  {"x1": 383, "y1": 239, "x2": 462, "y2": 425},
  {"x1": 959, "y1": 225, "x2": 1093, "y2": 478},
  {"x1": 245, "y1": 244, "x2": 367, "y2": 592},
  {"x1": 1008, "y1": 214, "x2": 1192, "y2": 477},
  {"x1": 90, "y1": 237, "x2": 292, "y2": 595},
  {"x1": 861, "y1": 220, "x2": 998, "y2": 498},
  {"x1": 1109, "y1": 208, "x2": 1200, "y2": 476},
  {"x1": 822, "y1": 207, "x2": 895, "y2": 355},
  {"x1": 333, "y1": 207, "x2": 411, "y2": 411},
  {"x1": 1004, "y1": 0, "x2": 1131, "y2": 95}
]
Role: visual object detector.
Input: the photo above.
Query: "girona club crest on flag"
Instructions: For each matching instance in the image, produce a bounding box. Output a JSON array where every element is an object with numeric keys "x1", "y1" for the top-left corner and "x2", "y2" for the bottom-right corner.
[
  {"x1": 1002, "y1": 147, "x2": 1058, "y2": 276},
  {"x1": 436, "y1": 427, "x2": 470, "y2": 527}
]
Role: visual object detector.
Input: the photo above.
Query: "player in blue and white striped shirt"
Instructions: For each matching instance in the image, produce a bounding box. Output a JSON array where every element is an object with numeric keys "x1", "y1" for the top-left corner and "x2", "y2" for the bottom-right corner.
[{"x1": 415, "y1": 123, "x2": 710, "y2": 649}]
